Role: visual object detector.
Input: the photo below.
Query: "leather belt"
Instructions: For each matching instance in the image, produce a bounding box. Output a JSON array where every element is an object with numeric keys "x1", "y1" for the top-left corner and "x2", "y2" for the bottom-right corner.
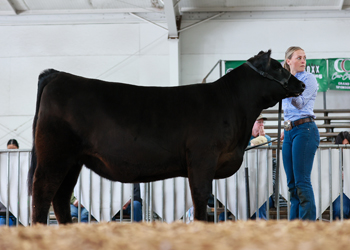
[{"x1": 284, "y1": 117, "x2": 313, "y2": 131}]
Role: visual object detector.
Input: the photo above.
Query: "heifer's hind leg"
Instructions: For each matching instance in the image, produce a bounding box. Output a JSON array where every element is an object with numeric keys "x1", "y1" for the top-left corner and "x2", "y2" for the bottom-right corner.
[
  {"x1": 31, "y1": 167, "x2": 55, "y2": 224},
  {"x1": 52, "y1": 163, "x2": 82, "y2": 224},
  {"x1": 32, "y1": 160, "x2": 77, "y2": 224},
  {"x1": 187, "y1": 151, "x2": 217, "y2": 221},
  {"x1": 32, "y1": 119, "x2": 82, "y2": 224}
]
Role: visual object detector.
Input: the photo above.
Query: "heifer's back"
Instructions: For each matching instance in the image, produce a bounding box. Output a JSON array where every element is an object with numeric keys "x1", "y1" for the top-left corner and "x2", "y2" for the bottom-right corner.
[{"x1": 29, "y1": 69, "x2": 237, "y2": 187}]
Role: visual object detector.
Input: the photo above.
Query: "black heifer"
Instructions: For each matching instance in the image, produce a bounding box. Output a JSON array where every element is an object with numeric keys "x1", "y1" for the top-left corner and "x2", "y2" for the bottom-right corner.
[{"x1": 28, "y1": 50, "x2": 304, "y2": 224}]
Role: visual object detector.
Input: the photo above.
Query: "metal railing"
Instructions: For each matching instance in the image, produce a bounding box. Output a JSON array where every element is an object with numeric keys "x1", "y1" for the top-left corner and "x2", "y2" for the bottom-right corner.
[{"x1": 0, "y1": 145, "x2": 349, "y2": 225}]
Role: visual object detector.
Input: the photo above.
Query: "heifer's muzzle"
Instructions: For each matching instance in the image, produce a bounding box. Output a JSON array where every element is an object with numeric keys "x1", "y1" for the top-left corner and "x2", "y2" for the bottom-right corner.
[{"x1": 245, "y1": 61, "x2": 292, "y2": 92}]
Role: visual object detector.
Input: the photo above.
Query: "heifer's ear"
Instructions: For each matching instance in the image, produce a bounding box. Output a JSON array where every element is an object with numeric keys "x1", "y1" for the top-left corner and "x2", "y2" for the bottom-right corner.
[
  {"x1": 256, "y1": 50, "x2": 271, "y2": 58},
  {"x1": 251, "y1": 50, "x2": 271, "y2": 71},
  {"x1": 267, "y1": 49, "x2": 271, "y2": 58},
  {"x1": 259, "y1": 50, "x2": 271, "y2": 62}
]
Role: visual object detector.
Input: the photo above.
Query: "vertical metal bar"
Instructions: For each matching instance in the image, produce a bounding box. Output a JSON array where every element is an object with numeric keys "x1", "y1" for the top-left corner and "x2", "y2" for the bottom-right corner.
[
  {"x1": 214, "y1": 180, "x2": 217, "y2": 223},
  {"x1": 224, "y1": 178, "x2": 227, "y2": 221},
  {"x1": 318, "y1": 148, "x2": 322, "y2": 221},
  {"x1": 147, "y1": 183, "x2": 150, "y2": 222},
  {"x1": 173, "y1": 179, "x2": 176, "y2": 222},
  {"x1": 275, "y1": 102, "x2": 283, "y2": 220},
  {"x1": 183, "y1": 179, "x2": 187, "y2": 223},
  {"x1": 276, "y1": 156, "x2": 280, "y2": 221},
  {"x1": 219, "y1": 59, "x2": 223, "y2": 77},
  {"x1": 120, "y1": 183, "x2": 124, "y2": 222},
  {"x1": 88, "y1": 170, "x2": 92, "y2": 223},
  {"x1": 78, "y1": 172, "x2": 82, "y2": 223},
  {"x1": 255, "y1": 149, "x2": 259, "y2": 220},
  {"x1": 162, "y1": 180, "x2": 165, "y2": 222},
  {"x1": 329, "y1": 148, "x2": 333, "y2": 222},
  {"x1": 17, "y1": 152, "x2": 20, "y2": 227},
  {"x1": 28, "y1": 152, "x2": 31, "y2": 226},
  {"x1": 7, "y1": 152, "x2": 10, "y2": 226},
  {"x1": 150, "y1": 182, "x2": 153, "y2": 222},
  {"x1": 147, "y1": 183, "x2": 151, "y2": 222},
  {"x1": 287, "y1": 192, "x2": 290, "y2": 220},
  {"x1": 131, "y1": 183, "x2": 134, "y2": 222},
  {"x1": 244, "y1": 153, "x2": 250, "y2": 220},
  {"x1": 110, "y1": 181, "x2": 113, "y2": 221},
  {"x1": 47, "y1": 211, "x2": 50, "y2": 225},
  {"x1": 340, "y1": 148, "x2": 343, "y2": 221},
  {"x1": 99, "y1": 176, "x2": 103, "y2": 222},
  {"x1": 142, "y1": 183, "x2": 146, "y2": 222},
  {"x1": 235, "y1": 171, "x2": 238, "y2": 221},
  {"x1": 266, "y1": 149, "x2": 269, "y2": 220}
]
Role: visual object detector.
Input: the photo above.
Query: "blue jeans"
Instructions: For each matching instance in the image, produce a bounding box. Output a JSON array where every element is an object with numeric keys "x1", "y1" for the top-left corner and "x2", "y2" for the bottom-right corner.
[
  {"x1": 0, "y1": 215, "x2": 16, "y2": 226},
  {"x1": 218, "y1": 197, "x2": 274, "y2": 221},
  {"x1": 333, "y1": 194, "x2": 350, "y2": 220},
  {"x1": 124, "y1": 201, "x2": 142, "y2": 222},
  {"x1": 251, "y1": 196, "x2": 274, "y2": 220},
  {"x1": 282, "y1": 120, "x2": 319, "y2": 220},
  {"x1": 70, "y1": 204, "x2": 89, "y2": 222}
]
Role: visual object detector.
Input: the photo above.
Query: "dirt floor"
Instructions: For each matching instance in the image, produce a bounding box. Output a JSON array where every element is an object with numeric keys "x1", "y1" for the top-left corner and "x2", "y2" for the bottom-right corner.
[{"x1": 1, "y1": 220, "x2": 350, "y2": 250}]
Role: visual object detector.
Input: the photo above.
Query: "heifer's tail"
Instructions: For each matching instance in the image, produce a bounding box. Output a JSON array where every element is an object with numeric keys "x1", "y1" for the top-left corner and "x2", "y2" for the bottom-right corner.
[{"x1": 28, "y1": 69, "x2": 59, "y2": 195}]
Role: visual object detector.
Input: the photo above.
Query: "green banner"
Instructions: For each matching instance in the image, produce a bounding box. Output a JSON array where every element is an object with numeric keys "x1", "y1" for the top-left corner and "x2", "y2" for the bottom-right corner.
[
  {"x1": 225, "y1": 61, "x2": 245, "y2": 74},
  {"x1": 328, "y1": 58, "x2": 350, "y2": 91},
  {"x1": 305, "y1": 59, "x2": 328, "y2": 92},
  {"x1": 225, "y1": 59, "x2": 328, "y2": 92}
]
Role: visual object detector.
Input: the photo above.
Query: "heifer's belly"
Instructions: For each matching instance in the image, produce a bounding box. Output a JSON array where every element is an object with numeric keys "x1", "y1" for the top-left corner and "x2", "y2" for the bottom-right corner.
[
  {"x1": 81, "y1": 148, "x2": 187, "y2": 183},
  {"x1": 214, "y1": 150, "x2": 244, "y2": 179}
]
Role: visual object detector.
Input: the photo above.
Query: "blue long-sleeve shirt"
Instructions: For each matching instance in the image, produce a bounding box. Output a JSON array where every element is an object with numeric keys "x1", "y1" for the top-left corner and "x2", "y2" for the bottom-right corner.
[{"x1": 282, "y1": 71, "x2": 318, "y2": 121}]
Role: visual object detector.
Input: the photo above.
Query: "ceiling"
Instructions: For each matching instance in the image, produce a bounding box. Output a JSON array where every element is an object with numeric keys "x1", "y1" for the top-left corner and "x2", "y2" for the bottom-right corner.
[
  {"x1": 1, "y1": 0, "x2": 350, "y2": 37},
  {"x1": 1, "y1": 0, "x2": 350, "y2": 15}
]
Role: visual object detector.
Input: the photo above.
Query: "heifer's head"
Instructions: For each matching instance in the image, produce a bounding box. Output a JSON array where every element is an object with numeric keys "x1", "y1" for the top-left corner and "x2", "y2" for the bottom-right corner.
[{"x1": 245, "y1": 50, "x2": 305, "y2": 107}]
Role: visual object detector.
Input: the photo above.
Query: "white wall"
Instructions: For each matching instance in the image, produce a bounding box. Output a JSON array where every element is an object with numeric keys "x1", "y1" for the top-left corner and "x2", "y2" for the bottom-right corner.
[
  {"x1": 180, "y1": 18, "x2": 350, "y2": 110},
  {"x1": 0, "y1": 23, "x2": 170, "y2": 148},
  {"x1": 1, "y1": 16, "x2": 350, "y2": 148}
]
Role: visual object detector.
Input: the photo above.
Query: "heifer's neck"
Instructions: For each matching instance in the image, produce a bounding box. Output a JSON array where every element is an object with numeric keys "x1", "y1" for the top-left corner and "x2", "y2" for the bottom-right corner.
[
  {"x1": 219, "y1": 66, "x2": 276, "y2": 118},
  {"x1": 215, "y1": 65, "x2": 282, "y2": 147}
]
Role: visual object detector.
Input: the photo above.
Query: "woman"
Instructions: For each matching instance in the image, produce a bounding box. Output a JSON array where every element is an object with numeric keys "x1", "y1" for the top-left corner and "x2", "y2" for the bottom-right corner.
[
  {"x1": 7, "y1": 139, "x2": 19, "y2": 149},
  {"x1": 281, "y1": 46, "x2": 320, "y2": 220},
  {"x1": 0, "y1": 139, "x2": 19, "y2": 226},
  {"x1": 335, "y1": 131, "x2": 350, "y2": 145}
]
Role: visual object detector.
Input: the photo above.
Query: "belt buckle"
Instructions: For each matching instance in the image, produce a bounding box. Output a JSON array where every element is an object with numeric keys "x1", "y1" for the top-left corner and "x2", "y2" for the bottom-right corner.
[{"x1": 284, "y1": 120, "x2": 292, "y2": 131}]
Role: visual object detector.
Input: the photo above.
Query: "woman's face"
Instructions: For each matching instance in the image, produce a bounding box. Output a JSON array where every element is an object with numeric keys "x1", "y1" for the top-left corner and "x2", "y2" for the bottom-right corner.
[
  {"x1": 7, "y1": 144, "x2": 18, "y2": 149},
  {"x1": 286, "y1": 49, "x2": 306, "y2": 75}
]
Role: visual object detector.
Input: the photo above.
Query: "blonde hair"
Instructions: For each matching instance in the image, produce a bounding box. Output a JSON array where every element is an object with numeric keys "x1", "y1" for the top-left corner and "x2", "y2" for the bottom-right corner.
[{"x1": 283, "y1": 46, "x2": 304, "y2": 72}]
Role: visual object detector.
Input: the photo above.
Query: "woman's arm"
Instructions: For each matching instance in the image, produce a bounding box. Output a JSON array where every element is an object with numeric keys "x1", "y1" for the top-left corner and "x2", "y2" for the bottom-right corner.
[{"x1": 291, "y1": 74, "x2": 318, "y2": 109}]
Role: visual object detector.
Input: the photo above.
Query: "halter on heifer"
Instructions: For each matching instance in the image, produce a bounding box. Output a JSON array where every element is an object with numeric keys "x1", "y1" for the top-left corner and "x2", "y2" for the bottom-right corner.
[{"x1": 245, "y1": 61, "x2": 292, "y2": 93}]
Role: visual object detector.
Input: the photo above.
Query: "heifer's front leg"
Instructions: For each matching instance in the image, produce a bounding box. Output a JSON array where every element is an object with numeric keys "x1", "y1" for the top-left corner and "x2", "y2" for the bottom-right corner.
[
  {"x1": 190, "y1": 179, "x2": 212, "y2": 221},
  {"x1": 187, "y1": 151, "x2": 217, "y2": 221}
]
